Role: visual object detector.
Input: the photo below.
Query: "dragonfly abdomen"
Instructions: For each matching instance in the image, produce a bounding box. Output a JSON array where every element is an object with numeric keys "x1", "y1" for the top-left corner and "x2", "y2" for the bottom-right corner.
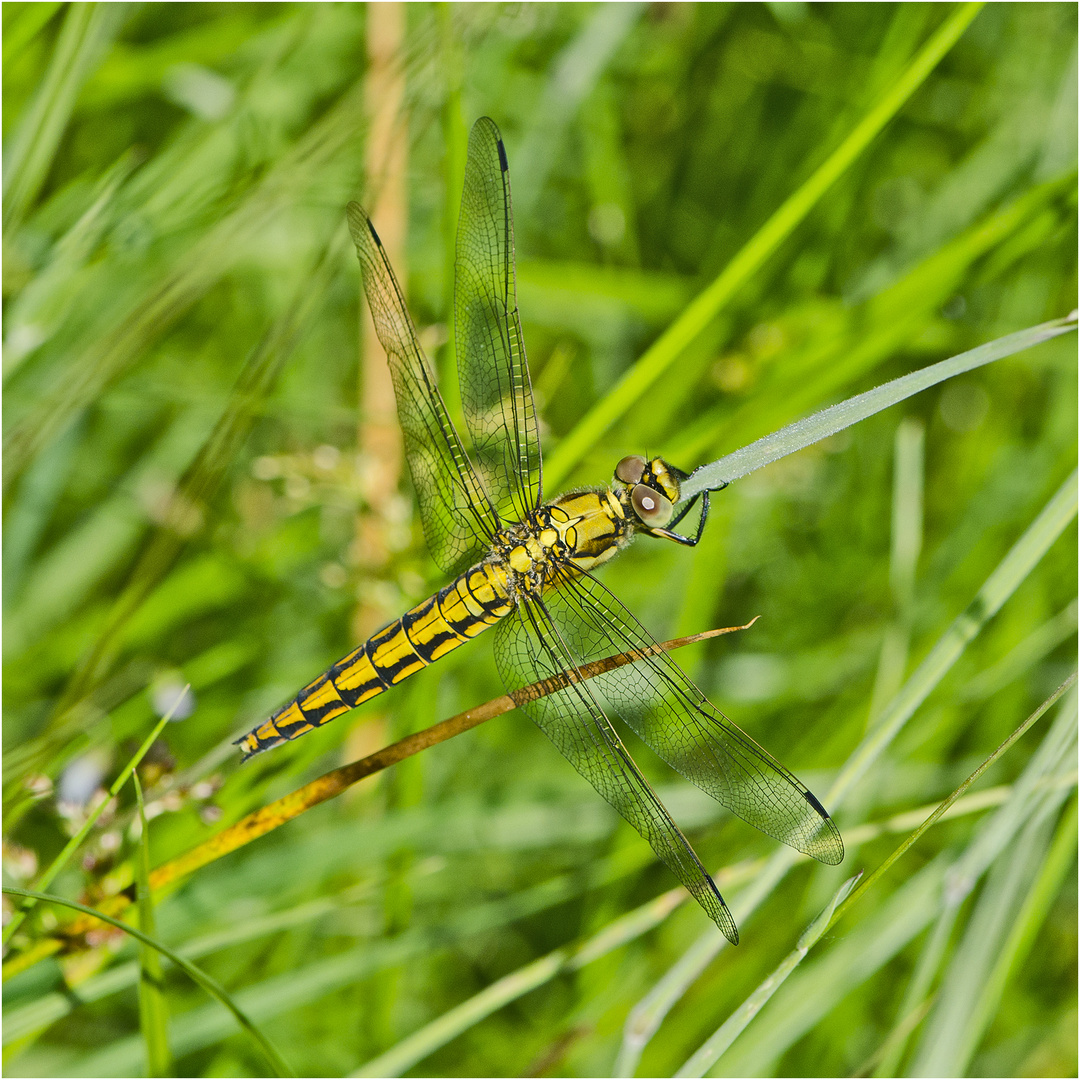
[{"x1": 236, "y1": 562, "x2": 513, "y2": 758}]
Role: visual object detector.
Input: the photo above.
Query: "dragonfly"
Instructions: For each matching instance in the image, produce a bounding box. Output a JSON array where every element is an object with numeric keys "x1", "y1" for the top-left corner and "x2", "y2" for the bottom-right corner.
[{"x1": 237, "y1": 117, "x2": 842, "y2": 943}]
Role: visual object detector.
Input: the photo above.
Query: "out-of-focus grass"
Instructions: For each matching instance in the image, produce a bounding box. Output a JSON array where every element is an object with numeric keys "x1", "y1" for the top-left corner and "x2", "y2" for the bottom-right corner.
[{"x1": 2, "y1": 4, "x2": 1076, "y2": 1078}]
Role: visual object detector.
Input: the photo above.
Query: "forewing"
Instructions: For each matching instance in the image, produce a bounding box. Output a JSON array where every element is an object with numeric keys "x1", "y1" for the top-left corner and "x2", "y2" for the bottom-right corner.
[
  {"x1": 348, "y1": 203, "x2": 499, "y2": 575},
  {"x1": 541, "y1": 568, "x2": 844, "y2": 865},
  {"x1": 494, "y1": 593, "x2": 738, "y2": 943},
  {"x1": 455, "y1": 117, "x2": 543, "y2": 522}
]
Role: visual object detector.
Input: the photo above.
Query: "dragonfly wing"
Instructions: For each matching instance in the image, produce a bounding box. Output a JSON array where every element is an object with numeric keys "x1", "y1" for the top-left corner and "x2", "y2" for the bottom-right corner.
[
  {"x1": 455, "y1": 117, "x2": 543, "y2": 522},
  {"x1": 495, "y1": 593, "x2": 739, "y2": 943},
  {"x1": 348, "y1": 203, "x2": 500, "y2": 575},
  {"x1": 542, "y1": 567, "x2": 845, "y2": 866}
]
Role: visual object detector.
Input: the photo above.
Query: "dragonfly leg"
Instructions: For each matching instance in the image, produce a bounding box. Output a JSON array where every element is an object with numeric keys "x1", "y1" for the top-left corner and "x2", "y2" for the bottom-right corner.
[{"x1": 649, "y1": 489, "x2": 712, "y2": 547}]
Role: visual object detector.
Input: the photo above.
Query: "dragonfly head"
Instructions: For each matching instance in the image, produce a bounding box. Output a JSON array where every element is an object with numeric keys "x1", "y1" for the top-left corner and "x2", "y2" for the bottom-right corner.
[{"x1": 613, "y1": 455, "x2": 685, "y2": 532}]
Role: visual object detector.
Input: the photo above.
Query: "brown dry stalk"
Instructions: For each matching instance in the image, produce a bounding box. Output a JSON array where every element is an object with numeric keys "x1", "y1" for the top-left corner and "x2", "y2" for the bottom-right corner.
[{"x1": 7, "y1": 622, "x2": 755, "y2": 967}]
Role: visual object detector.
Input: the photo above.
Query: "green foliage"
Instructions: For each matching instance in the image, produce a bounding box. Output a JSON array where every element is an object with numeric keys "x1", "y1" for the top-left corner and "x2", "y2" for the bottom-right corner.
[{"x1": 3, "y1": 3, "x2": 1076, "y2": 1077}]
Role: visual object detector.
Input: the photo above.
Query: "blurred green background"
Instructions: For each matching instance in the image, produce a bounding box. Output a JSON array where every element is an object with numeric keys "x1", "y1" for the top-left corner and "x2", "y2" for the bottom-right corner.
[{"x1": 2, "y1": 3, "x2": 1076, "y2": 1077}]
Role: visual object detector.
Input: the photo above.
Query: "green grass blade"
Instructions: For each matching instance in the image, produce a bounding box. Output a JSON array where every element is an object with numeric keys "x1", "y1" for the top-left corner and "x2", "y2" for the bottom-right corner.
[
  {"x1": 830, "y1": 675, "x2": 1076, "y2": 931},
  {"x1": 878, "y1": 691, "x2": 1078, "y2": 1076},
  {"x1": 1, "y1": 887, "x2": 294, "y2": 1079},
  {"x1": 668, "y1": 175, "x2": 1075, "y2": 470},
  {"x1": 867, "y1": 418, "x2": 925, "y2": 724},
  {"x1": 673, "y1": 876, "x2": 860, "y2": 1078},
  {"x1": 681, "y1": 315, "x2": 1077, "y2": 499},
  {"x1": 830, "y1": 472, "x2": 1077, "y2": 807},
  {"x1": 907, "y1": 691, "x2": 1078, "y2": 1076},
  {"x1": 351, "y1": 772, "x2": 1052, "y2": 1080},
  {"x1": 961, "y1": 598, "x2": 1078, "y2": 701},
  {"x1": 2, "y1": 702, "x2": 177, "y2": 946},
  {"x1": 2, "y1": 74, "x2": 368, "y2": 491},
  {"x1": 2, "y1": 3, "x2": 122, "y2": 234},
  {"x1": 1, "y1": 3, "x2": 63, "y2": 68},
  {"x1": 956, "y1": 796, "x2": 1078, "y2": 1071},
  {"x1": 705, "y1": 856, "x2": 952, "y2": 1077},
  {"x1": 543, "y1": 2, "x2": 985, "y2": 490},
  {"x1": 134, "y1": 774, "x2": 171, "y2": 1077}
]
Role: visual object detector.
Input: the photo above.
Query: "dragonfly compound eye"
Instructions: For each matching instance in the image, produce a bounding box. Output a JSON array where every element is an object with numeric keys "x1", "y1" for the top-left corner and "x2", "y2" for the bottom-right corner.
[
  {"x1": 615, "y1": 455, "x2": 647, "y2": 485},
  {"x1": 631, "y1": 484, "x2": 674, "y2": 528}
]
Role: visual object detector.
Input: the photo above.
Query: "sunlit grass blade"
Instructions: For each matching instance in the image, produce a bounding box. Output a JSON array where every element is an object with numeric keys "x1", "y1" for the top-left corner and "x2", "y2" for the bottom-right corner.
[
  {"x1": 961, "y1": 598, "x2": 1078, "y2": 701},
  {"x1": 5, "y1": 783, "x2": 1030, "y2": 1052},
  {"x1": 543, "y1": 1, "x2": 984, "y2": 489},
  {"x1": 829, "y1": 675, "x2": 1076, "y2": 929},
  {"x1": 830, "y1": 472, "x2": 1077, "y2": 806},
  {"x1": 350, "y1": 883, "x2": 697, "y2": 1079},
  {"x1": 906, "y1": 690, "x2": 1078, "y2": 1076},
  {"x1": 681, "y1": 314, "x2": 1077, "y2": 499},
  {"x1": 78, "y1": 770, "x2": 1054, "y2": 1076},
  {"x1": 875, "y1": 690, "x2": 1080, "y2": 1076},
  {"x1": 352, "y1": 681, "x2": 1075, "y2": 1080},
  {"x1": 133, "y1": 773, "x2": 171, "y2": 1077},
  {"x1": 1, "y1": 3, "x2": 63, "y2": 68},
  {"x1": 867, "y1": 418, "x2": 925, "y2": 725},
  {"x1": 3, "y1": 148, "x2": 141, "y2": 383},
  {"x1": 1, "y1": 886, "x2": 294, "y2": 1079},
  {"x1": 43, "y1": 226, "x2": 352, "y2": 735},
  {"x1": 912, "y1": 796, "x2": 1070, "y2": 1077},
  {"x1": 22, "y1": 847, "x2": 680, "y2": 1074},
  {"x1": 2, "y1": 2, "x2": 122, "y2": 235}
]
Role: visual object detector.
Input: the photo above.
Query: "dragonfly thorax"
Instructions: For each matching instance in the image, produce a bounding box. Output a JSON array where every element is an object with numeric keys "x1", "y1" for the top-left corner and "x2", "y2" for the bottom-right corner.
[{"x1": 493, "y1": 507, "x2": 575, "y2": 594}]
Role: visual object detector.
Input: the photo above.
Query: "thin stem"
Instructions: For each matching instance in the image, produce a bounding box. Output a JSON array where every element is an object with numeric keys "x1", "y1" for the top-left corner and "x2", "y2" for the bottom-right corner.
[
  {"x1": 3, "y1": 692, "x2": 185, "y2": 945},
  {"x1": 829, "y1": 672, "x2": 1076, "y2": 928},
  {"x1": 1, "y1": 887, "x2": 294, "y2": 1078},
  {"x1": 4, "y1": 627, "x2": 754, "y2": 952}
]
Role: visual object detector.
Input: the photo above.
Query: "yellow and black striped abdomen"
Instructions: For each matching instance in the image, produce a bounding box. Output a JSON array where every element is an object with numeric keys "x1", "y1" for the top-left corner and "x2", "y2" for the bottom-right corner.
[{"x1": 237, "y1": 562, "x2": 513, "y2": 758}]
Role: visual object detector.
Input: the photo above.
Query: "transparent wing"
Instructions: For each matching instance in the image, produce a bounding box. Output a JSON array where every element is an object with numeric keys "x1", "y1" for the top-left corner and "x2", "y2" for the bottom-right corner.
[
  {"x1": 455, "y1": 117, "x2": 543, "y2": 522},
  {"x1": 541, "y1": 567, "x2": 845, "y2": 865},
  {"x1": 348, "y1": 203, "x2": 500, "y2": 575},
  {"x1": 494, "y1": 593, "x2": 739, "y2": 943}
]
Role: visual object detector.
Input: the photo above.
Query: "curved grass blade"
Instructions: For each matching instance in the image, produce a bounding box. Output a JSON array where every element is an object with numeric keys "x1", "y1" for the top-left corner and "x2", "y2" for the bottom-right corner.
[
  {"x1": 5, "y1": 783, "x2": 1027, "y2": 1051},
  {"x1": 133, "y1": 774, "x2": 171, "y2": 1077},
  {"x1": 354, "y1": 776, "x2": 1037, "y2": 1080},
  {"x1": 543, "y1": 2, "x2": 985, "y2": 490},
  {"x1": 2, "y1": 73, "x2": 369, "y2": 492},
  {"x1": 682, "y1": 314, "x2": 1078, "y2": 500},
  {"x1": 1, "y1": 887, "x2": 294, "y2": 1079},
  {"x1": 951, "y1": 796, "x2": 1078, "y2": 1072},
  {"x1": 2, "y1": 695, "x2": 181, "y2": 946},
  {"x1": 665, "y1": 173, "x2": 1076, "y2": 470}
]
